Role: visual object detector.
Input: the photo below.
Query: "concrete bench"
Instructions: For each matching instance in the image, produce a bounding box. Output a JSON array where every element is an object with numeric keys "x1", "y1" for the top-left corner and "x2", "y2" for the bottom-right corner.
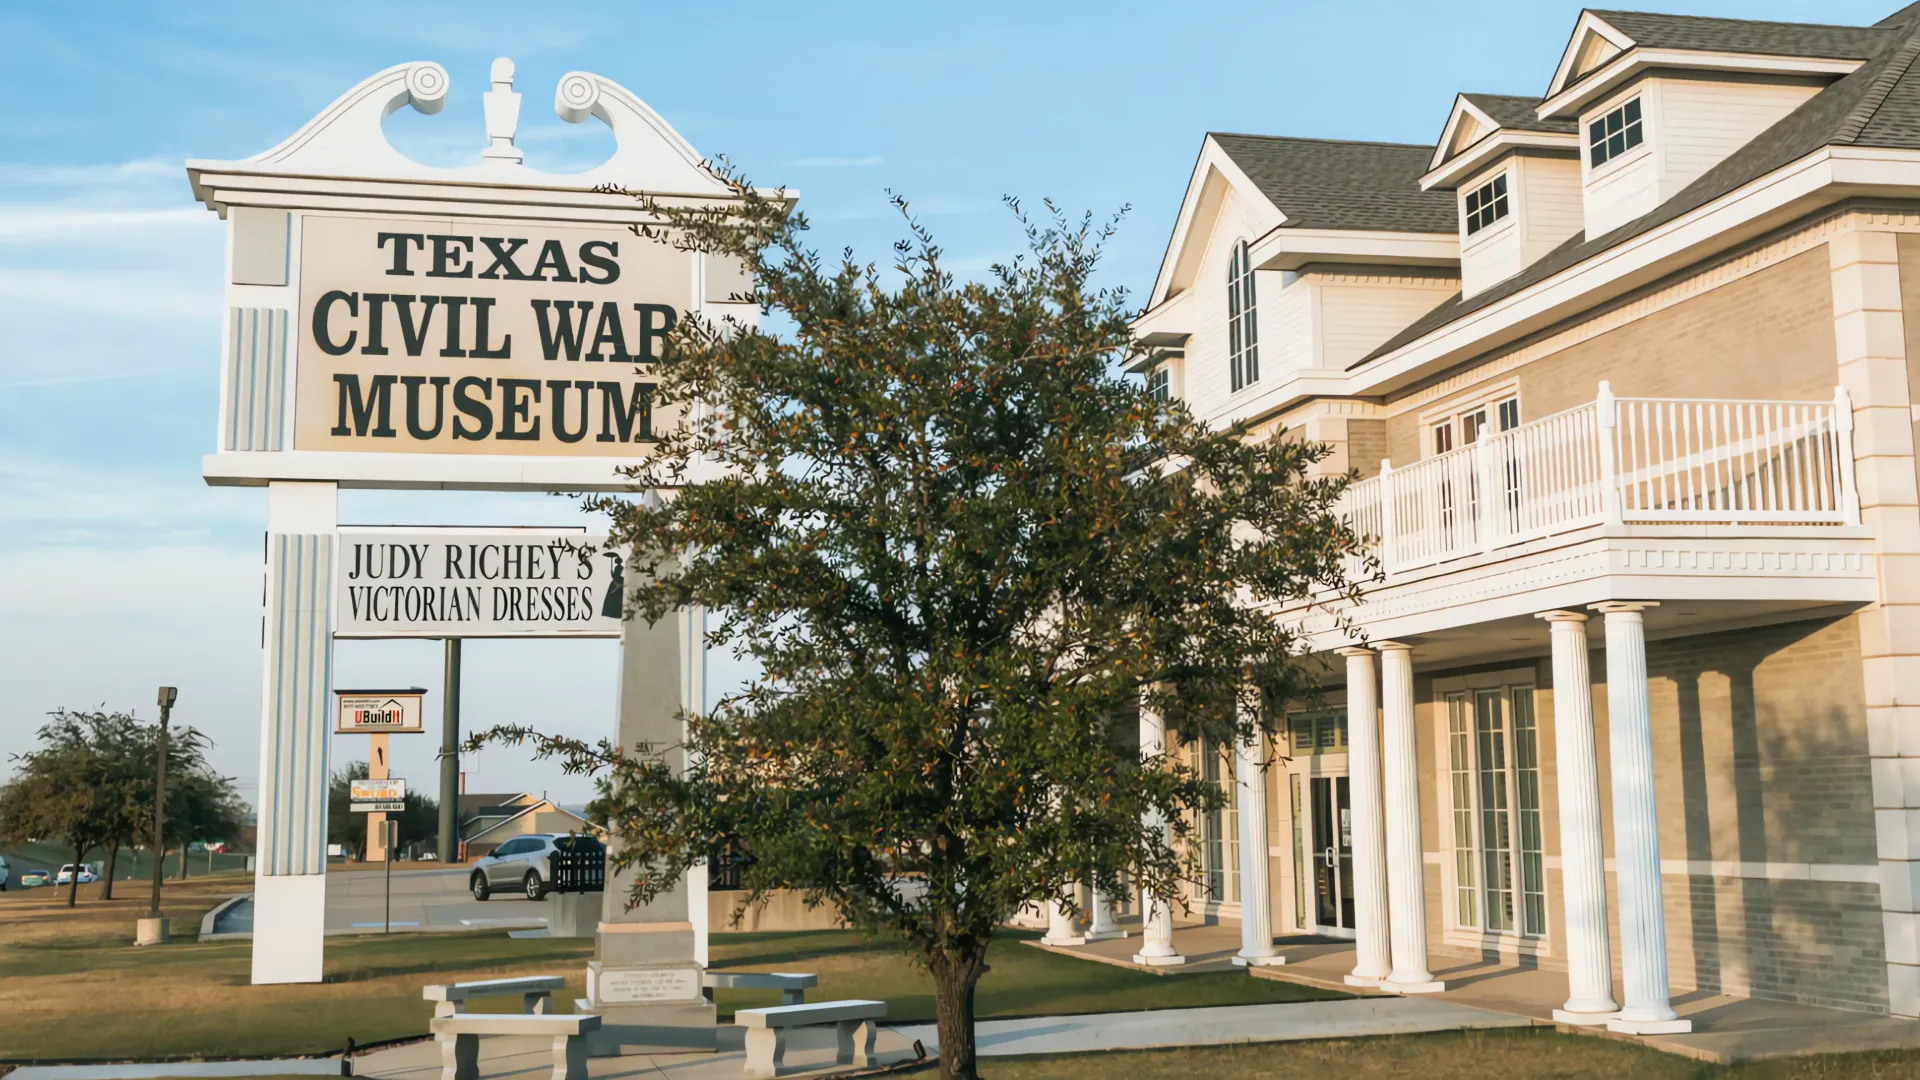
[
  {"x1": 423, "y1": 975, "x2": 568, "y2": 1018},
  {"x1": 704, "y1": 970, "x2": 819, "y2": 1005},
  {"x1": 431, "y1": 1012, "x2": 601, "y2": 1080},
  {"x1": 735, "y1": 999, "x2": 885, "y2": 1078}
]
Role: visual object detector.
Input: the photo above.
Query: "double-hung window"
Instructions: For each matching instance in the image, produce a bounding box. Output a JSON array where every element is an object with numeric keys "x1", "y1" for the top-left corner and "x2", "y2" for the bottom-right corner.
[
  {"x1": 1464, "y1": 173, "x2": 1510, "y2": 236},
  {"x1": 1147, "y1": 366, "x2": 1170, "y2": 402},
  {"x1": 1227, "y1": 240, "x2": 1259, "y2": 392},
  {"x1": 1588, "y1": 98, "x2": 1644, "y2": 167},
  {"x1": 1445, "y1": 686, "x2": 1546, "y2": 937}
]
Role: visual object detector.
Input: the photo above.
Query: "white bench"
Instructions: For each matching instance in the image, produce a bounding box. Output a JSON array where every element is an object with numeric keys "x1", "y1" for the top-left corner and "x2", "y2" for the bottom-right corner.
[
  {"x1": 704, "y1": 970, "x2": 819, "y2": 1005},
  {"x1": 423, "y1": 975, "x2": 568, "y2": 1018},
  {"x1": 431, "y1": 1012, "x2": 600, "y2": 1080},
  {"x1": 735, "y1": 999, "x2": 885, "y2": 1078}
]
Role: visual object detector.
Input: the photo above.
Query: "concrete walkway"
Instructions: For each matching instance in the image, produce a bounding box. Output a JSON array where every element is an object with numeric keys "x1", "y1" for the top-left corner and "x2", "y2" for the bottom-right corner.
[{"x1": 896, "y1": 998, "x2": 1529, "y2": 1056}]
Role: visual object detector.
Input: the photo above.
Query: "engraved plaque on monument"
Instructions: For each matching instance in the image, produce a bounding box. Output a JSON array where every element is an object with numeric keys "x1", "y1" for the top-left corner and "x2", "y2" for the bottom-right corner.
[{"x1": 591, "y1": 964, "x2": 704, "y2": 1005}]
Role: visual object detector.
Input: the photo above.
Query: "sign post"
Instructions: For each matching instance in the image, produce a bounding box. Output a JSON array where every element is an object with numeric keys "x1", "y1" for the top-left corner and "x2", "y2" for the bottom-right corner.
[{"x1": 336, "y1": 688, "x2": 425, "y2": 864}]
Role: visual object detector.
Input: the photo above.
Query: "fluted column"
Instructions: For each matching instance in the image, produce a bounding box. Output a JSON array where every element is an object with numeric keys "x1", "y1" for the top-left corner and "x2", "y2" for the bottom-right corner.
[
  {"x1": 1378, "y1": 641, "x2": 1445, "y2": 993},
  {"x1": 1133, "y1": 688, "x2": 1185, "y2": 966},
  {"x1": 1539, "y1": 611, "x2": 1618, "y2": 1025},
  {"x1": 1234, "y1": 688, "x2": 1282, "y2": 965},
  {"x1": 1087, "y1": 884, "x2": 1125, "y2": 941},
  {"x1": 1593, "y1": 603, "x2": 1689, "y2": 1033},
  {"x1": 1042, "y1": 895, "x2": 1085, "y2": 946},
  {"x1": 1339, "y1": 646, "x2": 1392, "y2": 987}
]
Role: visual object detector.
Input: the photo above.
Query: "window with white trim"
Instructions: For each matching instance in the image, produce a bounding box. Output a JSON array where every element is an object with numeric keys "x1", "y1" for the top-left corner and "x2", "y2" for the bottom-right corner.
[
  {"x1": 1227, "y1": 241, "x2": 1259, "y2": 392},
  {"x1": 1186, "y1": 736, "x2": 1240, "y2": 905},
  {"x1": 1445, "y1": 686, "x2": 1546, "y2": 936},
  {"x1": 1588, "y1": 97, "x2": 1644, "y2": 168},
  {"x1": 1464, "y1": 173, "x2": 1510, "y2": 236},
  {"x1": 1147, "y1": 366, "x2": 1169, "y2": 402}
]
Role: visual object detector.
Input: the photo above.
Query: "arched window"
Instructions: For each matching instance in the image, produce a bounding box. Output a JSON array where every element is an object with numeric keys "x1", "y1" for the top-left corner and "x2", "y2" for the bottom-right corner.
[{"x1": 1227, "y1": 240, "x2": 1259, "y2": 392}]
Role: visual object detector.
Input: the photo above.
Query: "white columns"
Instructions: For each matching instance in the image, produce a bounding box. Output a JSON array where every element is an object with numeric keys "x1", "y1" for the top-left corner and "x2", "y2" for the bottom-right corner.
[
  {"x1": 251, "y1": 481, "x2": 338, "y2": 986},
  {"x1": 1133, "y1": 690, "x2": 1185, "y2": 966},
  {"x1": 1042, "y1": 895, "x2": 1085, "y2": 946},
  {"x1": 1339, "y1": 647, "x2": 1392, "y2": 987},
  {"x1": 1377, "y1": 641, "x2": 1444, "y2": 993},
  {"x1": 1594, "y1": 602, "x2": 1689, "y2": 1035},
  {"x1": 1539, "y1": 612, "x2": 1618, "y2": 1025},
  {"x1": 1234, "y1": 689, "x2": 1282, "y2": 965},
  {"x1": 1087, "y1": 885, "x2": 1125, "y2": 941}
]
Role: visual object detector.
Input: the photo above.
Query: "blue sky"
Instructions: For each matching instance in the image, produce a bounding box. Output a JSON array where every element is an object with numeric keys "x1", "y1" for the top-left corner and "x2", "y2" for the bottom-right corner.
[{"x1": 0, "y1": 0, "x2": 1898, "y2": 807}]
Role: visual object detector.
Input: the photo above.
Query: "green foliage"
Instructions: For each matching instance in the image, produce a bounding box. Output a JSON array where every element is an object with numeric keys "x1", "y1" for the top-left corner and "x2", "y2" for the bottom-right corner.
[
  {"x1": 326, "y1": 761, "x2": 440, "y2": 858},
  {"x1": 0, "y1": 708, "x2": 247, "y2": 899},
  {"x1": 472, "y1": 171, "x2": 1366, "y2": 1078}
]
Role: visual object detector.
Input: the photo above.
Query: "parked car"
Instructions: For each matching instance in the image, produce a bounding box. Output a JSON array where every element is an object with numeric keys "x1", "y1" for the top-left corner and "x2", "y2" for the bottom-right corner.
[
  {"x1": 54, "y1": 864, "x2": 97, "y2": 885},
  {"x1": 469, "y1": 834, "x2": 601, "y2": 902},
  {"x1": 17, "y1": 871, "x2": 49, "y2": 888},
  {"x1": 0, "y1": 855, "x2": 9, "y2": 891}
]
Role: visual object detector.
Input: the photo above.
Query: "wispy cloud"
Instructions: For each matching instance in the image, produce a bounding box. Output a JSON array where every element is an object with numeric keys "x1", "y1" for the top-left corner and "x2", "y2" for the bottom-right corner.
[
  {"x1": 0, "y1": 372, "x2": 154, "y2": 392},
  {"x1": 0, "y1": 206, "x2": 212, "y2": 242},
  {"x1": 0, "y1": 267, "x2": 221, "y2": 321},
  {"x1": 788, "y1": 154, "x2": 884, "y2": 168}
]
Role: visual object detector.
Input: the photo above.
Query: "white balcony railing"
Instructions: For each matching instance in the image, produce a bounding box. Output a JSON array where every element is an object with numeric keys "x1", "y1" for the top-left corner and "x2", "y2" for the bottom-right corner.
[{"x1": 1341, "y1": 383, "x2": 1858, "y2": 575}]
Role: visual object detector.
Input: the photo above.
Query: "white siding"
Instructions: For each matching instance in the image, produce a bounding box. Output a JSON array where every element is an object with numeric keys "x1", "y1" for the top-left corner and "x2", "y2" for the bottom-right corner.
[
  {"x1": 1179, "y1": 187, "x2": 1265, "y2": 422},
  {"x1": 1517, "y1": 155, "x2": 1582, "y2": 264},
  {"x1": 1264, "y1": 274, "x2": 1314, "y2": 377},
  {"x1": 1657, "y1": 76, "x2": 1820, "y2": 194},
  {"x1": 1581, "y1": 75, "x2": 1821, "y2": 239},
  {"x1": 1314, "y1": 273, "x2": 1460, "y2": 369}
]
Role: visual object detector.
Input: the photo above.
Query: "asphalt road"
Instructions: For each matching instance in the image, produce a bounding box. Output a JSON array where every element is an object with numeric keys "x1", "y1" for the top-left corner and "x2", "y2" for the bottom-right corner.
[{"x1": 209, "y1": 865, "x2": 556, "y2": 935}]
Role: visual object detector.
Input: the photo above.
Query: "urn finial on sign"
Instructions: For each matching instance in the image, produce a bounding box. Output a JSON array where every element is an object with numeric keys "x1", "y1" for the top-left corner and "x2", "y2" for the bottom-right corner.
[{"x1": 482, "y1": 57, "x2": 523, "y2": 163}]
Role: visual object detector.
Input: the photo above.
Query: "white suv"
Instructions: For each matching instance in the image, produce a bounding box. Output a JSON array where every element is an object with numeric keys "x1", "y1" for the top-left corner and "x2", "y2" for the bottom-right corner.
[
  {"x1": 470, "y1": 834, "x2": 601, "y2": 901},
  {"x1": 0, "y1": 855, "x2": 9, "y2": 891}
]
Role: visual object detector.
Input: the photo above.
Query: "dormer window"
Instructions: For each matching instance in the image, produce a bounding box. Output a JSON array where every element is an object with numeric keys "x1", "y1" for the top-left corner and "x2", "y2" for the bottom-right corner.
[
  {"x1": 1147, "y1": 366, "x2": 1170, "y2": 402},
  {"x1": 1587, "y1": 98, "x2": 1643, "y2": 167},
  {"x1": 1227, "y1": 240, "x2": 1259, "y2": 392},
  {"x1": 1464, "y1": 174, "x2": 1510, "y2": 236}
]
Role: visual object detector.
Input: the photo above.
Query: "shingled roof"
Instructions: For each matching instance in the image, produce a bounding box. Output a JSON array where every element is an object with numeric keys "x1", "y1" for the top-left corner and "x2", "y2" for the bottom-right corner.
[
  {"x1": 1460, "y1": 93, "x2": 1577, "y2": 135},
  {"x1": 1211, "y1": 134, "x2": 1458, "y2": 234},
  {"x1": 1585, "y1": 10, "x2": 1889, "y2": 65},
  {"x1": 1362, "y1": 4, "x2": 1920, "y2": 367}
]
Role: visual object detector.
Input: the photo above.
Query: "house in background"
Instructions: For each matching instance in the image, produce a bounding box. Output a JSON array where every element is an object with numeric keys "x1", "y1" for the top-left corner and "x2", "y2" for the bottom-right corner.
[
  {"x1": 1125, "y1": 0, "x2": 1920, "y2": 1032},
  {"x1": 457, "y1": 792, "x2": 596, "y2": 858}
]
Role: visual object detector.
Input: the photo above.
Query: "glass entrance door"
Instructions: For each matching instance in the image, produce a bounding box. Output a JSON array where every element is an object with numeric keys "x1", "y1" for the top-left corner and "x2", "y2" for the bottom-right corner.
[{"x1": 1309, "y1": 776, "x2": 1355, "y2": 932}]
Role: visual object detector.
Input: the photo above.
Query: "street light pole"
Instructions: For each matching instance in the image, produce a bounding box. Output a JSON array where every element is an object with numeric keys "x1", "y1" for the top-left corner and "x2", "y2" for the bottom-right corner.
[{"x1": 138, "y1": 687, "x2": 178, "y2": 947}]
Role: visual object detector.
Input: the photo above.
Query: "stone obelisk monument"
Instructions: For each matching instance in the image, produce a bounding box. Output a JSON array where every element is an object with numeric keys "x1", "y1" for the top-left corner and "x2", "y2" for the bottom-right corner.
[{"x1": 582, "y1": 594, "x2": 715, "y2": 1056}]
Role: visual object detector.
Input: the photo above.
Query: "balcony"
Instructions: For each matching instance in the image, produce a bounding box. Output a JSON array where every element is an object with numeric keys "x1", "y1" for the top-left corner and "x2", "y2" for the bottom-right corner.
[{"x1": 1313, "y1": 384, "x2": 1878, "y2": 661}]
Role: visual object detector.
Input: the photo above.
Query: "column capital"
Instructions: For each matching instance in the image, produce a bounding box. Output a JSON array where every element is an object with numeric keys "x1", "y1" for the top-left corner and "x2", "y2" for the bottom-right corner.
[
  {"x1": 1590, "y1": 601, "x2": 1659, "y2": 616},
  {"x1": 1336, "y1": 645, "x2": 1377, "y2": 657},
  {"x1": 1536, "y1": 610, "x2": 1589, "y2": 624},
  {"x1": 1374, "y1": 640, "x2": 1413, "y2": 653}
]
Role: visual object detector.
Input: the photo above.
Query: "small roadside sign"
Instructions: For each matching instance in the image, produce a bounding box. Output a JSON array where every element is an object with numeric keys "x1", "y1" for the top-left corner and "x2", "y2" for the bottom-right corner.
[
  {"x1": 351, "y1": 778, "x2": 406, "y2": 813},
  {"x1": 335, "y1": 688, "x2": 427, "y2": 734}
]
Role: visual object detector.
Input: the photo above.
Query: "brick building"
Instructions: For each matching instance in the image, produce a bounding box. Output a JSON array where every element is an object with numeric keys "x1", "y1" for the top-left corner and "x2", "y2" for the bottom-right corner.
[{"x1": 1125, "y1": 2, "x2": 1920, "y2": 1030}]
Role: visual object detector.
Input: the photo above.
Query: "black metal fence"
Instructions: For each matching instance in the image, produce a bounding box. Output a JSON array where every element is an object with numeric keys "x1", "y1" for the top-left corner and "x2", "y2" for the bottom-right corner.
[{"x1": 549, "y1": 838, "x2": 605, "y2": 894}]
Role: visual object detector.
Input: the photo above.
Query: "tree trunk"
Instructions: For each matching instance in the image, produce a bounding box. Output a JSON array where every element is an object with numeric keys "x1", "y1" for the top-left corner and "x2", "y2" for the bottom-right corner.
[
  {"x1": 178, "y1": 845, "x2": 190, "y2": 881},
  {"x1": 102, "y1": 841, "x2": 119, "y2": 900},
  {"x1": 928, "y1": 944, "x2": 988, "y2": 1080},
  {"x1": 67, "y1": 843, "x2": 84, "y2": 907}
]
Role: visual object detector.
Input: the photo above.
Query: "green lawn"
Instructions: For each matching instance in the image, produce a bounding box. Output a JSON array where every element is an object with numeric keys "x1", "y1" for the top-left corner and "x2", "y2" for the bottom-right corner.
[
  {"x1": 971, "y1": 1030, "x2": 1920, "y2": 1080},
  {"x1": 0, "y1": 905, "x2": 1334, "y2": 1060},
  {"x1": 707, "y1": 929, "x2": 1338, "y2": 1022}
]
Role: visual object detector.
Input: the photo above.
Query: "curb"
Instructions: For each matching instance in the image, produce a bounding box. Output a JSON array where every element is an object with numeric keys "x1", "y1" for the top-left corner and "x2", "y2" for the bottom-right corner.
[
  {"x1": 6, "y1": 1060, "x2": 341, "y2": 1080},
  {"x1": 196, "y1": 895, "x2": 250, "y2": 942}
]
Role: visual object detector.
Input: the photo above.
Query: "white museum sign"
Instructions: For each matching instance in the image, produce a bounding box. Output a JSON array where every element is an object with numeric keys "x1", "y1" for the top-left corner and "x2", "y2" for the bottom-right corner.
[{"x1": 334, "y1": 526, "x2": 623, "y2": 638}]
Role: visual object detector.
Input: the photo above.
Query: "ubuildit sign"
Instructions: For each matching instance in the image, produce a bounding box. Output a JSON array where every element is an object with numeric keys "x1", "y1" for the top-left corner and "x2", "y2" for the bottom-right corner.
[
  {"x1": 336, "y1": 527, "x2": 622, "y2": 638},
  {"x1": 301, "y1": 217, "x2": 685, "y2": 455},
  {"x1": 334, "y1": 689, "x2": 426, "y2": 733}
]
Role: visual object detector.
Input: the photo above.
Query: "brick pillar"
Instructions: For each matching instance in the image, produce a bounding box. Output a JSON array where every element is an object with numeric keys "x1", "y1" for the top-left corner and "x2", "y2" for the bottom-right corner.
[{"x1": 1830, "y1": 226, "x2": 1920, "y2": 1018}]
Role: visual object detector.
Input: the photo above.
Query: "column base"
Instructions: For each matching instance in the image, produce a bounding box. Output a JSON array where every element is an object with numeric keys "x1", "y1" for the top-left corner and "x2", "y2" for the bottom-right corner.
[
  {"x1": 250, "y1": 874, "x2": 326, "y2": 985},
  {"x1": 1232, "y1": 954, "x2": 1285, "y2": 967},
  {"x1": 1084, "y1": 928, "x2": 1127, "y2": 941},
  {"x1": 1606, "y1": 1015, "x2": 1691, "y2": 1035},
  {"x1": 1552, "y1": 1008, "x2": 1616, "y2": 1027},
  {"x1": 1133, "y1": 952, "x2": 1186, "y2": 966},
  {"x1": 1344, "y1": 973, "x2": 1384, "y2": 987},
  {"x1": 1040, "y1": 934, "x2": 1087, "y2": 947},
  {"x1": 1381, "y1": 978, "x2": 1447, "y2": 995}
]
